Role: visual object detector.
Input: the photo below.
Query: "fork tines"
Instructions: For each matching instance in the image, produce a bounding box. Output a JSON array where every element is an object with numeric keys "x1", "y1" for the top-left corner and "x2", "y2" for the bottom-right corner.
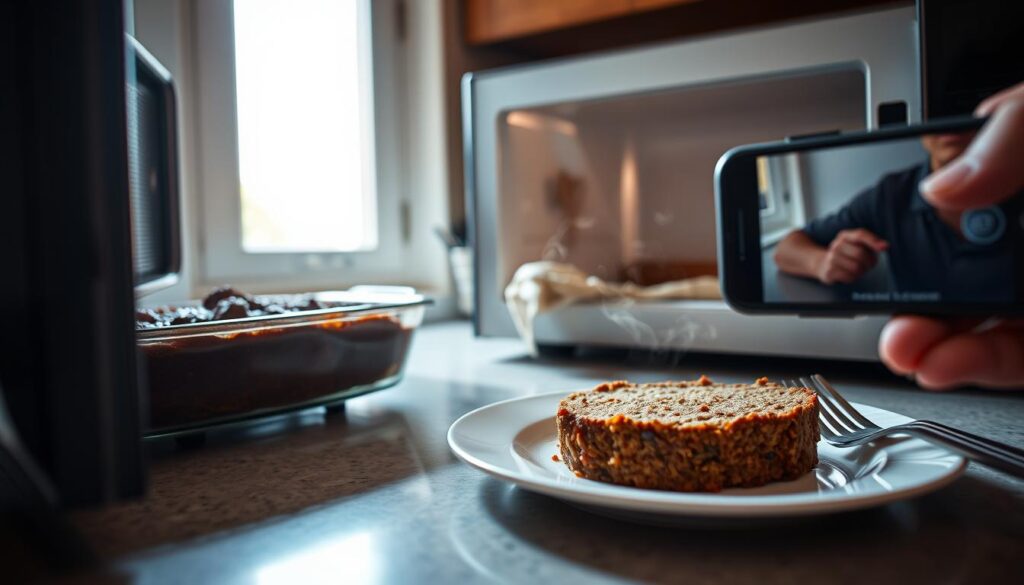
[
  {"x1": 784, "y1": 376, "x2": 1024, "y2": 479},
  {"x1": 782, "y1": 375, "x2": 873, "y2": 440}
]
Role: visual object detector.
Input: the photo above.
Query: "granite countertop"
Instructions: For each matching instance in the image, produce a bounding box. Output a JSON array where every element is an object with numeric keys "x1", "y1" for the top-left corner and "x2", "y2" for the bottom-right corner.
[{"x1": 69, "y1": 321, "x2": 1024, "y2": 584}]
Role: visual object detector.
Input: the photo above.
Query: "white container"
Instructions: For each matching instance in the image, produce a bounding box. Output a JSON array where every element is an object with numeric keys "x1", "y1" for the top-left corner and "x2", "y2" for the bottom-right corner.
[{"x1": 449, "y1": 246, "x2": 474, "y2": 317}]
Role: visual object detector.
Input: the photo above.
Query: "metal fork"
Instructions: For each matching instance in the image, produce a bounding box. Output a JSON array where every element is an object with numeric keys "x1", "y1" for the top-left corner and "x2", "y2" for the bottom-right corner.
[{"x1": 783, "y1": 374, "x2": 1024, "y2": 479}]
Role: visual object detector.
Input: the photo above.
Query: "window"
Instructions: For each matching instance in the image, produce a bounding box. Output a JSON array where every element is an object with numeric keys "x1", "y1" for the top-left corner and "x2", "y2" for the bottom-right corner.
[
  {"x1": 758, "y1": 153, "x2": 806, "y2": 246},
  {"x1": 193, "y1": 0, "x2": 416, "y2": 287},
  {"x1": 233, "y1": 0, "x2": 375, "y2": 253},
  {"x1": 757, "y1": 156, "x2": 775, "y2": 215}
]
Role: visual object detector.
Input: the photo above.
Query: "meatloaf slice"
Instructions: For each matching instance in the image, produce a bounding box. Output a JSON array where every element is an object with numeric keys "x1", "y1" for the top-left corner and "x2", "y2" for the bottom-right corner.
[{"x1": 556, "y1": 376, "x2": 819, "y2": 492}]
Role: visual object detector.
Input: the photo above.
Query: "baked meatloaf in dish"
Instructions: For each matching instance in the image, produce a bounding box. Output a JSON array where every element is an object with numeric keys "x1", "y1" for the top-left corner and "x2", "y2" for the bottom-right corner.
[{"x1": 556, "y1": 376, "x2": 819, "y2": 492}]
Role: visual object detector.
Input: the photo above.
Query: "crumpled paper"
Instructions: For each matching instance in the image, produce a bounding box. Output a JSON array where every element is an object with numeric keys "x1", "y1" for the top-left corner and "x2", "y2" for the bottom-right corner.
[{"x1": 503, "y1": 261, "x2": 721, "y2": 355}]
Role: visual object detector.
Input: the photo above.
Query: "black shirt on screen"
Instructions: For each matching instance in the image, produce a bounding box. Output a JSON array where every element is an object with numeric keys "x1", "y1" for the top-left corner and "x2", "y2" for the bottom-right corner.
[{"x1": 801, "y1": 161, "x2": 1015, "y2": 302}]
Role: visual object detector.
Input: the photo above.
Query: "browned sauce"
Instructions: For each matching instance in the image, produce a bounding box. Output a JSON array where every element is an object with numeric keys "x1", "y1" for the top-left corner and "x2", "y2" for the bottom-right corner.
[{"x1": 136, "y1": 285, "x2": 357, "y2": 328}]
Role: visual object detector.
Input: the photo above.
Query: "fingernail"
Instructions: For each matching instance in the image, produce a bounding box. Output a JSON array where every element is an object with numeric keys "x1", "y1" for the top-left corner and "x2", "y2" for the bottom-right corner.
[{"x1": 920, "y1": 160, "x2": 974, "y2": 197}]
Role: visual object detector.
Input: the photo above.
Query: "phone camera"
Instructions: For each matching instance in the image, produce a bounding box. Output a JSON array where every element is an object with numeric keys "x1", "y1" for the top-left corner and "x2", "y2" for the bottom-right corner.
[{"x1": 961, "y1": 206, "x2": 1006, "y2": 245}]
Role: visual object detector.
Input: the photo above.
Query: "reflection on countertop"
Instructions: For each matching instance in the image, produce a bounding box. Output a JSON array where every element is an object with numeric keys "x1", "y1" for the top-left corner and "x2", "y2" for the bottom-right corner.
[
  {"x1": 66, "y1": 321, "x2": 1024, "y2": 584},
  {"x1": 73, "y1": 407, "x2": 430, "y2": 557}
]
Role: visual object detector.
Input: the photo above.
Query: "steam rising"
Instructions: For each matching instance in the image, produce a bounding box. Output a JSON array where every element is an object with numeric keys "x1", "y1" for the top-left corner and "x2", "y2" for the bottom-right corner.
[{"x1": 599, "y1": 299, "x2": 718, "y2": 365}]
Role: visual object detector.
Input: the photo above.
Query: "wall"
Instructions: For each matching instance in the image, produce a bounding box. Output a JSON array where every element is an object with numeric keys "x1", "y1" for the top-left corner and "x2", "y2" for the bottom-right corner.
[
  {"x1": 441, "y1": 0, "x2": 525, "y2": 229},
  {"x1": 797, "y1": 138, "x2": 927, "y2": 219},
  {"x1": 400, "y1": 0, "x2": 452, "y2": 299}
]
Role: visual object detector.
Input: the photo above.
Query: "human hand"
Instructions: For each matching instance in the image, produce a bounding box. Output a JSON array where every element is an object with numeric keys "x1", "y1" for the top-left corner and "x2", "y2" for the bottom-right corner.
[
  {"x1": 816, "y1": 228, "x2": 889, "y2": 285},
  {"x1": 919, "y1": 83, "x2": 1024, "y2": 210},
  {"x1": 880, "y1": 82, "x2": 1024, "y2": 390},
  {"x1": 880, "y1": 317, "x2": 1024, "y2": 390}
]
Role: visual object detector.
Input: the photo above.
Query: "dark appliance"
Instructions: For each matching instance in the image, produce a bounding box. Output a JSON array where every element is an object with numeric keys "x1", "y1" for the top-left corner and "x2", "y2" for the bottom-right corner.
[
  {"x1": 0, "y1": 0, "x2": 181, "y2": 520},
  {"x1": 919, "y1": 0, "x2": 1024, "y2": 118}
]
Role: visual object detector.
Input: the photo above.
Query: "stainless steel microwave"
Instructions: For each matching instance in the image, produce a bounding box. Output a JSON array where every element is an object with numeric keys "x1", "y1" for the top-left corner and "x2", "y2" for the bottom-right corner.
[{"x1": 463, "y1": 6, "x2": 920, "y2": 361}]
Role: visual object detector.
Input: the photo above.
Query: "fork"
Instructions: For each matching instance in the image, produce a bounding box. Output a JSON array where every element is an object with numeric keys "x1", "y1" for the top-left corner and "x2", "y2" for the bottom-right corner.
[{"x1": 783, "y1": 374, "x2": 1024, "y2": 480}]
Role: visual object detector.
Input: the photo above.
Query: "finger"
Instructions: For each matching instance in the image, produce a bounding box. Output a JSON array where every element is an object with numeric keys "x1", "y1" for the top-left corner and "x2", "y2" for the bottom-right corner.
[
  {"x1": 975, "y1": 83, "x2": 1024, "y2": 117},
  {"x1": 878, "y1": 316, "x2": 956, "y2": 375},
  {"x1": 920, "y1": 95, "x2": 1024, "y2": 210},
  {"x1": 879, "y1": 316, "x2": 1010, "y2": 382},
  {"x1": 834, "y1": 242, "x2": 877, "y2": 269},
  {"x1": 992, "y1": 318, "x2": 1024, "y2": 331},
  {"x1": 829, "y1": 254, "x2": 862, "y2": 276},
  {"x1": 915, "y1": 329, "x2": 1024, "y2": 390},
  {"x1": 820, "y1": 263, "x2": 853, "y2": 284},
  {"x1": 841, "y1": 229, "x2": 889, "y2": 252}
]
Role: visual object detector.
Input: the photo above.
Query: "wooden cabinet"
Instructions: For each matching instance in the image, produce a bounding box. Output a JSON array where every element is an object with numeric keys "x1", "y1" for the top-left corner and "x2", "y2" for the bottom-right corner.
[
  {"x1": 465, "y1": 0, "x2": 700, "y2": 44},
  {"x1": 631, "y1": 0, "x2": 694, "y2": 9}
]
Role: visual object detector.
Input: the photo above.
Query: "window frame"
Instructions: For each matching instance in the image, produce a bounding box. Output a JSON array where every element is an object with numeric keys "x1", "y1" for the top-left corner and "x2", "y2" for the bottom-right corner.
[
  {"x1": 192, "y1": 0, "x2": 413, "y2": 288},
  {"x1": 759, "y1": 153, "x2": 807, "y2": 246}
]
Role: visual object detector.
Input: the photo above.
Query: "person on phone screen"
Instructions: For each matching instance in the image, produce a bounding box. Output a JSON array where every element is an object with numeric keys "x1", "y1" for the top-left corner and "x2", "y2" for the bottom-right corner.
[{"x1": 772, "y1": 130, "x2": 1015, "y2": 302}]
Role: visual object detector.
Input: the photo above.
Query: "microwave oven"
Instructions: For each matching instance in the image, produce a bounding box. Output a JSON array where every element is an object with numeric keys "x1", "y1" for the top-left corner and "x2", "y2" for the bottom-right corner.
[
  {"x1": 463, "y1": 6, "x2": 921, "y2": 361},
  {"x1": 1, "y1": 0, "x2": 178, "y2": 530}
]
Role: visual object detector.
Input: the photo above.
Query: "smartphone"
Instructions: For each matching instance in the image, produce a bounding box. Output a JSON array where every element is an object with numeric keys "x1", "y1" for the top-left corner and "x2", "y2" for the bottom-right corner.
[{"x1": 714, "y1": 116, "x2": 1024, "y2": 316}]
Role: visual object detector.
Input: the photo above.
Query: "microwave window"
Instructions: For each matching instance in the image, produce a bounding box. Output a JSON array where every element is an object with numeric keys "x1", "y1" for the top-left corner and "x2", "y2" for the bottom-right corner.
[
  {"x1": 126, "y1": 80, "x2": 165, "y2": 280},
  {"x1": 496, "y1": 67, "x2": 867, "y2": 289}
]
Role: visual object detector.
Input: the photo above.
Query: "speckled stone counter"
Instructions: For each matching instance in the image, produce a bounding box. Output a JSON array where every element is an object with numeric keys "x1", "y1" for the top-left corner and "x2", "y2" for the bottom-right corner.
[{"x1": 69, "y1": 321, "x2": 1024, "y2": 584}]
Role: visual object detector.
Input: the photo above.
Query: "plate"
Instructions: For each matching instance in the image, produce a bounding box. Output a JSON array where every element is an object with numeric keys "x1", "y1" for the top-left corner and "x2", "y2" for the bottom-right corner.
[{"x1": 447, "y1": 391, "x2": 966, "y2": 519}]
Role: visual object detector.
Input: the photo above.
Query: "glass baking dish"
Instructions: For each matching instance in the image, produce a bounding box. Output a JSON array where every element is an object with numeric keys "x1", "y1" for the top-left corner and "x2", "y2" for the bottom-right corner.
[{"x1": 136, "y1": 287, "x2": 429, "y2": 436}]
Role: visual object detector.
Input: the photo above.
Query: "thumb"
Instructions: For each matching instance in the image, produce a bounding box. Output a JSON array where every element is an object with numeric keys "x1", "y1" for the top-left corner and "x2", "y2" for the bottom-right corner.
[
  {"x1": 848, "y1": 229, "x2": 889, "y2": 252},
  {"x1": 919, "y1": 87, "x2": 1024, "y2": 210}
]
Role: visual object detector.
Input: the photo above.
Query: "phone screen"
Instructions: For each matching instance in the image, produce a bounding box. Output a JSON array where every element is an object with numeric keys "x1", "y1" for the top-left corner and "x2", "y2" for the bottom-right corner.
[{"x1": 754, "y1": 127, "x2": 1020, "y2": 307}]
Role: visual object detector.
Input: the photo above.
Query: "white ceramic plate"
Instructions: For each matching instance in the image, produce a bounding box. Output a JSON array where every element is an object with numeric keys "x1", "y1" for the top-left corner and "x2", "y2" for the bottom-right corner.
[{"x1": 448, "y1": 391, "x2": 966, "y2": 519}]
